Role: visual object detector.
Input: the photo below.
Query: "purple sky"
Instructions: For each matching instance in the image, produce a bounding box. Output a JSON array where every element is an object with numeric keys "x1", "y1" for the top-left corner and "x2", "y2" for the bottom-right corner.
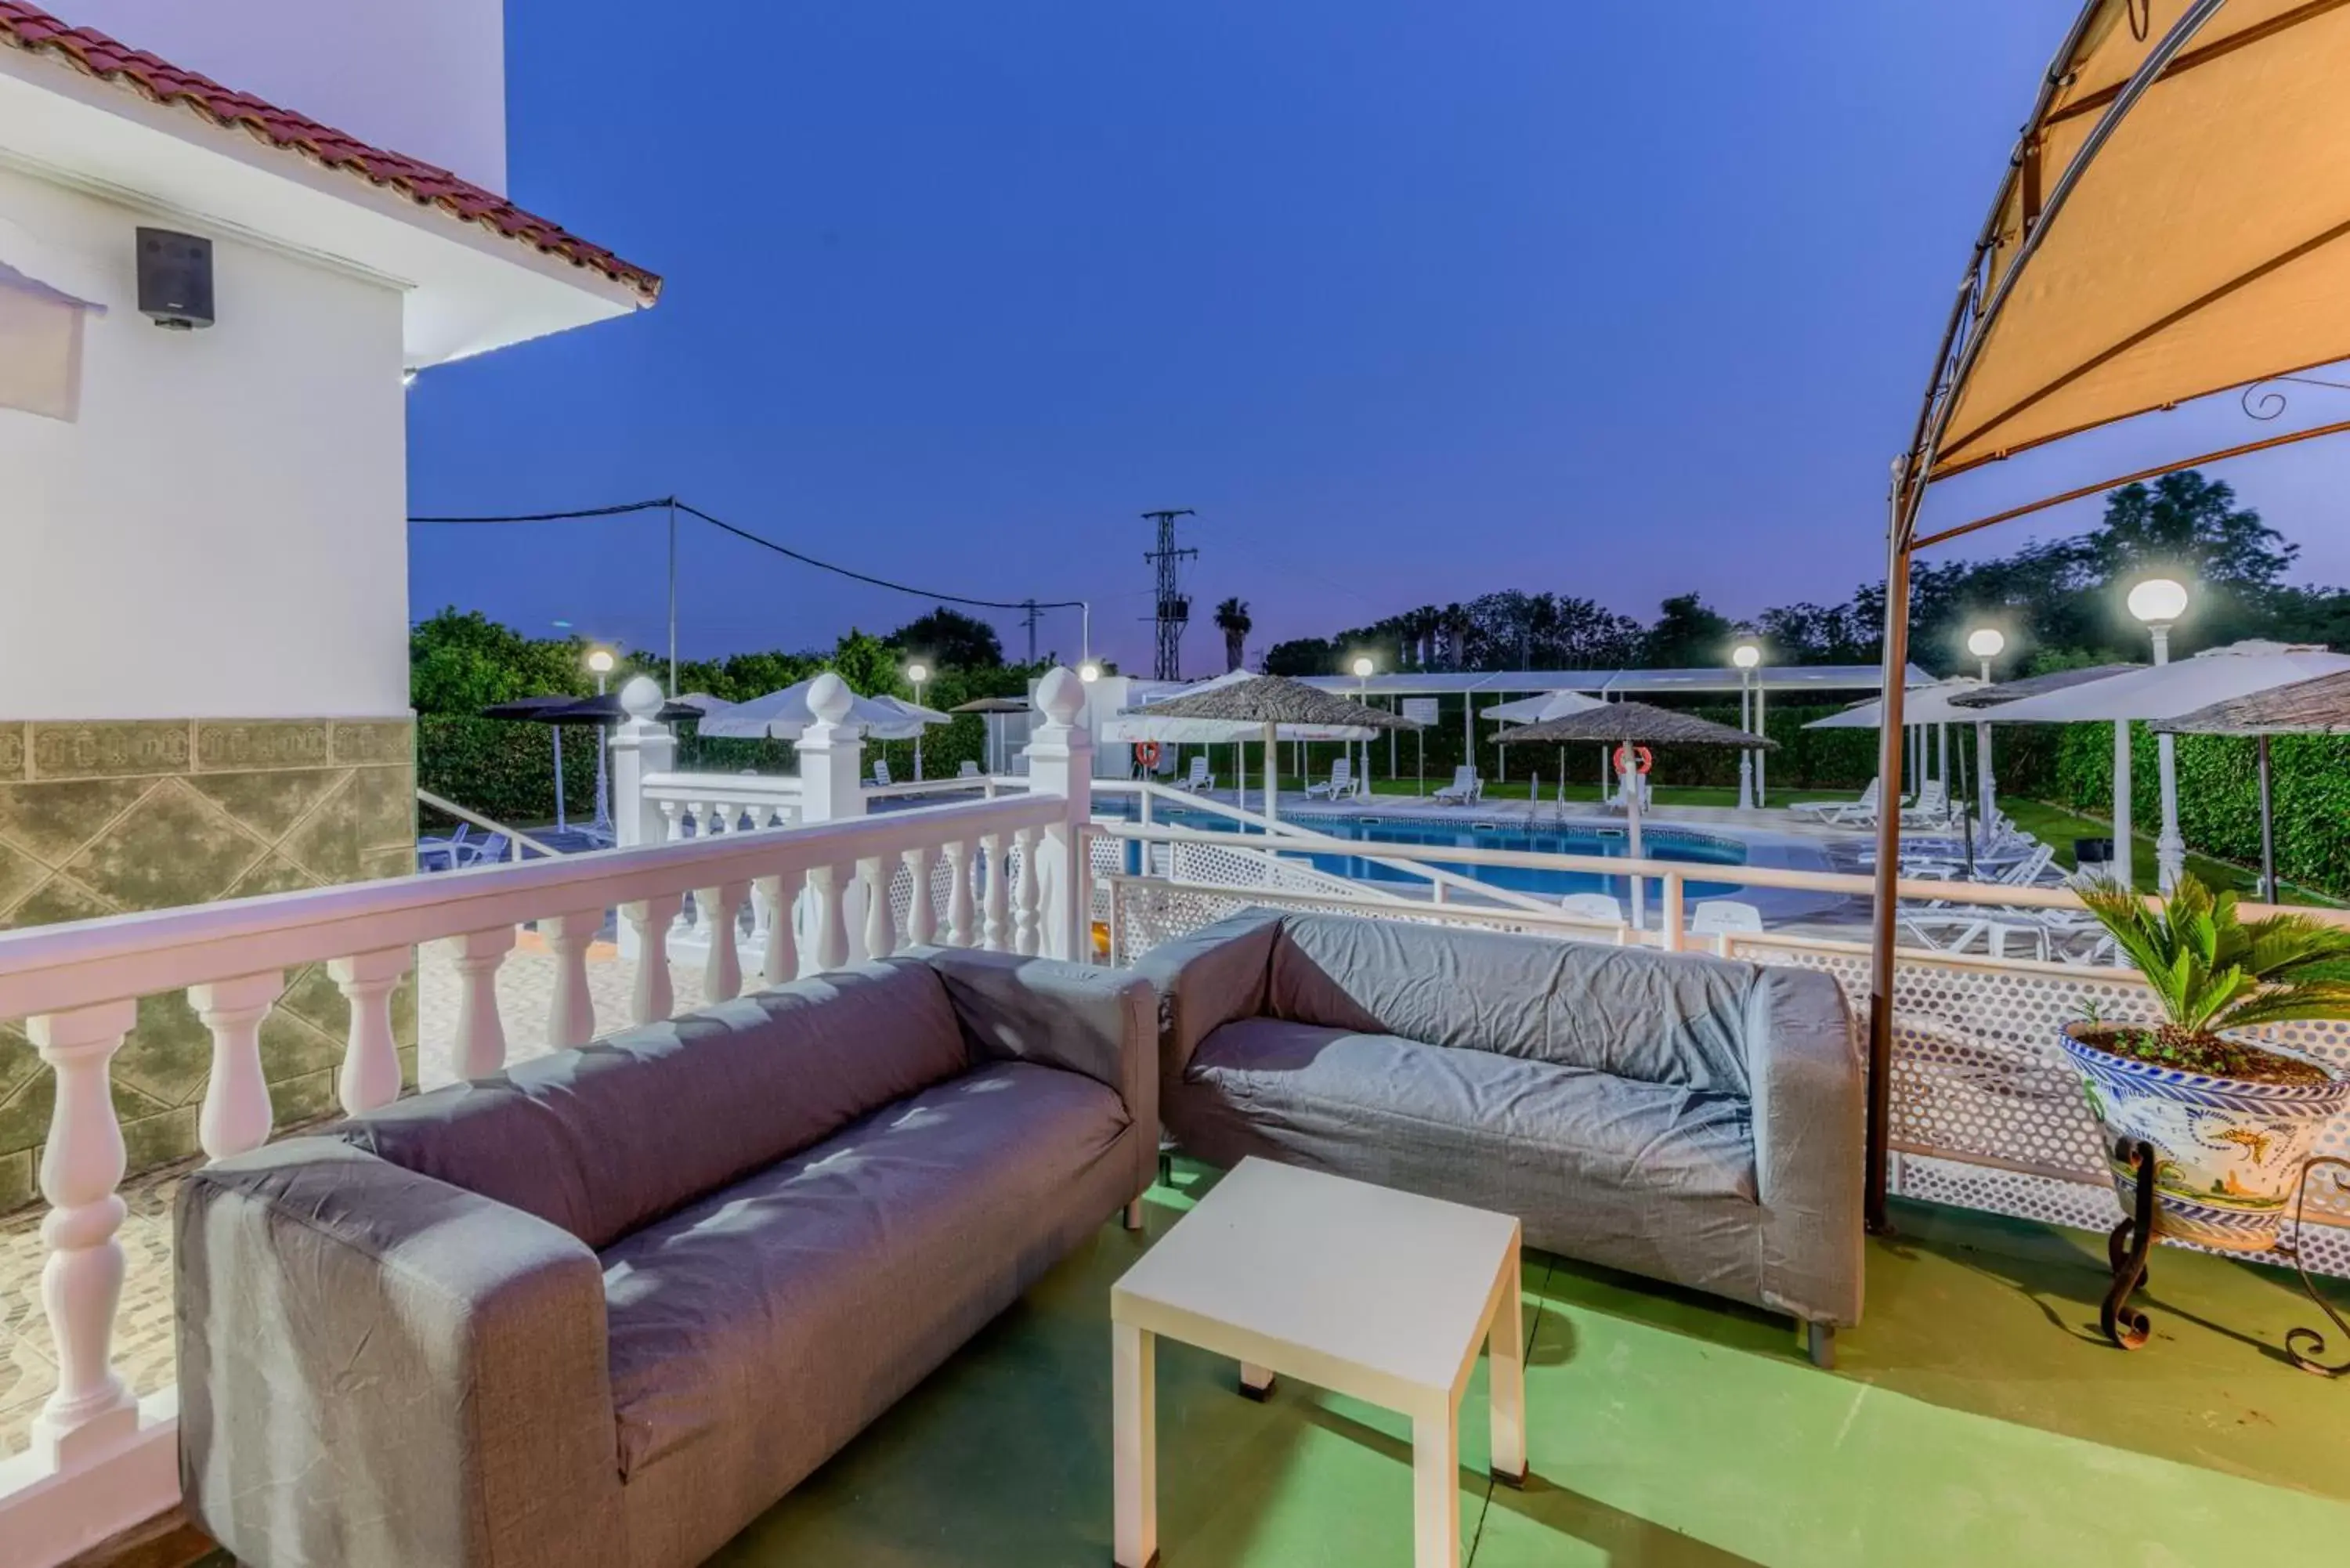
[{"x1": 407, "y1": 2, "x2": 2350, "y2": 675}]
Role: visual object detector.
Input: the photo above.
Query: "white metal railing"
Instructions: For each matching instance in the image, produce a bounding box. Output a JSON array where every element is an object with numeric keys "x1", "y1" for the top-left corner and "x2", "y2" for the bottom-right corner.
[
  {"x1": 0, "y1": 769, "x2": 1092, "y2": 1563},
  {"x1": 1091, "y1": 779, "x2": 1558, "y2": 915},
  {"x1": 414, "y1": 788, "x2": 557, "y2": 861}
]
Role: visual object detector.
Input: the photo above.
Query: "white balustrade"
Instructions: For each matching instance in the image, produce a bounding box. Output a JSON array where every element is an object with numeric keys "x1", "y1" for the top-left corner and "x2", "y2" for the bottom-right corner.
[
  {"x1": 697, "y1": 882, "x2": 748, "y2": 1001},
  {"x1": 903, "y1": 846, "x2": 938, "y2": 948},
  {"x1": 808, "y1": 863, "x2": 851, "y2": 974},
  {"x1": 757, "y1": 870, "x2": 804, "y2": 985},
  {"x1": 329, "y1": 949, "x2": 409, "y2": 1115},
  {"x1": 860, "y1": 857, "x2": 896, "y2": 958},
  {"x1": 944, "y1": 839, "x2": 977, "y2": 947},
  {"x1": 544, "y1": 910, "x2": 606, "y2": 1049},
  {"x1": 982, "y1": 833, "x2": 1010, "y2": 952},
  {"x1": 1012, "y1": 826, "x2": 1043, "y2": 956},
  {"x1": 446, "y1": 927, "x2": 515, "y2": 1079},
  {"x1": 621, "y1": 894, "x2": 682, "y2": 1024},
  {"x1": 189, "y1": 972, "x2": 283, "y2": 1162},
  {"x1": 25, "y1": 1000, "x2": 139, "y2": 1469}
]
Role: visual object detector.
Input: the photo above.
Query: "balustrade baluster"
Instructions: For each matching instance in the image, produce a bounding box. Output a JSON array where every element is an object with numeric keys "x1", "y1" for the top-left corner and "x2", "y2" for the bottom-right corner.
[
  {"x1": 757, "y1": 869, "x2": 804, "y2": 985},
  {"x1": 1013, "y1": 826, "x2": 1043, "y2": 956},
  {"x1": 620, "y1": 894, "x2": 682, "y2": 1024},
  {"x1": 446, "y1": 927, "x2": 516, "y2": 1078},
  {"x1": 660, "y1": 800, "x2": 685, "y2": 842},
  {"x1": 903, "y1": 846, "x2": 937, "y2": 948},
  {"x1": 330, "y1": 949, "x2": 410, "y2": 1114},
  {"x1": 944, "y1": 839, "x2": 976, "y2": 946},
  {"x1": 697, "y1": 882, "x2": 748, "y2": 1001},
  {"x1": 860, "y1": 855, "x2": 896, "y2": 958},
  {"x1": 982, "y1": 832, "x2": 1010, "y2": 951},
  {"x1": 545, "y1": 909, "x2": 605, "y2": 1049},
  {"x1": 25, "y1": 1000, "x2": 139, "y2": 1468},
  {"x1": 808, "y1": 863, "x2": 850, "y2": 974},
  {"x1": 189, "y1": 971, "x2": 284, "y2": 1162}
]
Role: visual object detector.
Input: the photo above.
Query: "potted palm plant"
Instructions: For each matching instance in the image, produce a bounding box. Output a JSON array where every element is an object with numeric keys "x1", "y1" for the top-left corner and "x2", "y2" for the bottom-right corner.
[{"x1": 2062, "y1": 873, "x2": 2350, "y2": 1252}]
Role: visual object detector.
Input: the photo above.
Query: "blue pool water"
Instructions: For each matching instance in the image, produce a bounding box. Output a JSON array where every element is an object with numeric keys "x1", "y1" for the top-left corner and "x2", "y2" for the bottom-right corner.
[{"x1": 1104, "y1": 802, "x2": 1752, "y2": 901}]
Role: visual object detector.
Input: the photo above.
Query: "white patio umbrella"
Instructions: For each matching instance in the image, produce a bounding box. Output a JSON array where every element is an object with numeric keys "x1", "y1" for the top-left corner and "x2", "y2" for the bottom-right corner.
[
  {"x1": 1482, "y1": 689, "x2": 1607, "y2": 798},
  {"x1": 1103, "y1": 670, "x2": 1372, "y2": 804},
  {"x1": 1806, "y1": 678, "x2": 1990, "y2": 818},
  {"x1": 1112, "y1": 673, "x2": 1415, "y2": 822},
  {"x1": 1990, "y1": 641, "x2": 2350, "y2": 891},
  {"x1": 698, "y1": 678, "x2": 928, "y2": 740}
]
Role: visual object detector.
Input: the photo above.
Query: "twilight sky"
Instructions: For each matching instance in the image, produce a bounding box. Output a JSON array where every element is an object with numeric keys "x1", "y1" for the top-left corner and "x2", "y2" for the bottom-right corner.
[{"x1": 406, "y1": 2, "x2": 2350, "y2": 675}]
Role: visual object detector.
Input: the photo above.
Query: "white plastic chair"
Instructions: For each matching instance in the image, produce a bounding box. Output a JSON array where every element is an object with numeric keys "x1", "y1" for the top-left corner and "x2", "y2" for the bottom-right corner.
[
  {"x1": 1305, "y1": 757, "x2": 1354, "y2": 801},
  {"x1": 1558, "y1": 892, "x2": 1626, "y2": 927},
  {"x1": 1180, "y1": 757, "x2": 1213, "y2": 792},
  {"x1": 1690, "y1": 900, "x2": 1764, "y2": 954},
  {"x1": 1793, "y1": 779, "x2": 1878, "y2": 822},
  {"x1": 870, "y1": 757, "x2": 893, "y2": 789},
  {"x1": 958, "y1": 760, "x2": 982, "y2": 779},
  {"x1": 417, "y1": 823, "x2": 473, "y2": 872},
  {"x1": 1433, "y1": 766, "x2": 1481, "y2": 805}
]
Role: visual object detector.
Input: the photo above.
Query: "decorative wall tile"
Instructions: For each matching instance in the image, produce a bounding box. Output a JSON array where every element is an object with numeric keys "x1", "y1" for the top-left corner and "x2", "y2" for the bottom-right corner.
[
  {"x1": 0, "y1": 844, "x2": 46, "y2": 919},
  {"x1": 0, "y1": 1151, "x2": 27, "y2": 1213},
  {"x1": 223, "y1": 852, "x2": 324, "y2": 900},
  {"x1": 0, "y1": 777, "x2": 154, "y2": 867},
  {"x1": 186, "y1": 769, "x2": 344, "y2": 841},
  {"x1": 29, "y1": 721, "x2": 192, "y2": 780},
  {"x1": 6, "y1": 874, "x2": 114, "y2": 930},
  {"x1": 0, "y1": 727, "x2": 25, "y2": 781},
  {"x1": 332, "y1": 721, "x2": 413, "y2": 767},
  {"x1": 193, "y1": 721, "x2": 334, "y2": 772},
  {"x1": 62, "y1": 778, "x2": 262, "y2": 912}
]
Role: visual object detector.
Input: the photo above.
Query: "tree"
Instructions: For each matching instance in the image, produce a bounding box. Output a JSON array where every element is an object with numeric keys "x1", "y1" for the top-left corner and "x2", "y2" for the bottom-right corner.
[
  {"x1": 2092, "y1": 471, "x2": 2294, "y2": 591},
  {"x1": 1213, "y1": 597, "x2": 1253, "y2": 672},
  {"x1": 825, "y1": 629, "x2": 905, "y2": 696},
  {"x1": 409, "y1": 608, "x2": 591, "y2": 715},
  {"x1": 886, "y1": 606, "x2": 1003, "y2": 670},
  {"x1": 1264, "y1": 636, "x2": 1340, "y2": 677},
  {"x1": 1641, "y1": 594, "x2": 1737, "y2": 669}
]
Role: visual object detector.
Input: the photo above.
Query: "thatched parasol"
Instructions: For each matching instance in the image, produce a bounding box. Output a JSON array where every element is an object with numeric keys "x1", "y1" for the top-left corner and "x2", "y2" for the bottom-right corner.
[
  {"x1": 1130, "y1": 674, "x2": 1421, "y2": 820},
  {"x1": 1497, "y1": 701, "x2": 1769, "y2": 925},
  {"x1": 1943, "y1": 664, "x2": 2141, "y2": 710},
  {"x1": 2152, "y1": 670, "x2": 2350, "y2": 903},
  {"x1": 1492, "y1": 701, "x2": 1774, "y2": 750}
]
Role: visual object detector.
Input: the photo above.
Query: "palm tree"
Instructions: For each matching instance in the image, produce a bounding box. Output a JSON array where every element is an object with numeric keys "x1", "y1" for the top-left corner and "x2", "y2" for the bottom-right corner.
[{"x1": 1213, "y1": 597, "x2": 1253, "y2": 672}]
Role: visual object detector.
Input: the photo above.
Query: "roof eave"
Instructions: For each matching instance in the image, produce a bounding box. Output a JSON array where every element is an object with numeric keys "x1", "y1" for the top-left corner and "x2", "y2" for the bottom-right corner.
[{"x1": 0, "y1": 45, "x2": 650, "y2": 367}]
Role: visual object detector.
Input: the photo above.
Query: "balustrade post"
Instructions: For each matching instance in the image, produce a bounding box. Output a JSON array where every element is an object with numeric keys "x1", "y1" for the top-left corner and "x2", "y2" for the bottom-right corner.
[
  {"x1": 620, "y1": 894, "x2": 683, "y2": 1024},
  {"x1": 1662, "y1": 874, "x2": 1687, "y2": 953},
  {"x1": 545, "y1": 909, "x2": 605, "y2": 1049},
  {"x1": 609, "y1": 676, "x2": 678, "y2": 851},
  {"x1": 26, "y1": 999, "x2": 140, "y2": 1469},
  {"x1": 697, "y1": 882, "x2": 748, "y2": 1001},
  {"x1": 944, "y1": 839, "x2": 977, "y2": 947},
  {"x1": 446, "y1": 928, "x2": 516, "y2": 1078},
  {"x1": 1013, "y1": 826, "x2": 1043, "y2": 956},
  {"x1": 808, "y1": 863, "x2": 851, "y2": 974},
  {"x1": 860, "y1": 856, "x2": 896, "y2": 957},
  {"x1": 330, "y1": 949, "x2": 410, "y2": 1114},
  {"x1": 982, "y1": 833, "x2": 1010, "y2": 951},
  {"x1": 756, "y1": 870, "x2": 804, "y2": 984},
  {"x1": 1020, "y1": 666, "x2": 1094, "y2": 961},
  {"x1": 903, "y1": 846, "x2": 938, "y2": 947},
  {"x1": 189, "y1": 972, "x2": 284, "y2": 1162},
  {"x1": 796, "y1": 674, "x2": 867, "y2": 826}
]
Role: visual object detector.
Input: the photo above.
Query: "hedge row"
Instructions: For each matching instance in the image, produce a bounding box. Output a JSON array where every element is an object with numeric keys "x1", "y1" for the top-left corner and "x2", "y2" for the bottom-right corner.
[{"x1": 2054, "y1": 722, "x2": 2350, "y2": 895}]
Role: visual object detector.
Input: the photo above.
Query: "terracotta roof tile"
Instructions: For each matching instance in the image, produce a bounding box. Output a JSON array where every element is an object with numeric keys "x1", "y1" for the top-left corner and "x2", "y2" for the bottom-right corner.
[{"x1": 0, "y1": 2, "x2": 660, "y2": 302}]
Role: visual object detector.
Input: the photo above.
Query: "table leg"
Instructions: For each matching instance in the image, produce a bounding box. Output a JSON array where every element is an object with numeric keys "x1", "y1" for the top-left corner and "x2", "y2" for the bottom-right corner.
[
  {"x1": 1488, "y1": 1244, "x2": 1527, "y2": 1487},
  {"x1": 1239, "y1": 1361, "x2": 1276, "y2": 1401},
  {"x1": 1114, "y1": 1322, "x2": 1158, "y2": 1567},
  {"x1": 1413, "y1": 1407, "x2": 1461, "y2": 1568}
]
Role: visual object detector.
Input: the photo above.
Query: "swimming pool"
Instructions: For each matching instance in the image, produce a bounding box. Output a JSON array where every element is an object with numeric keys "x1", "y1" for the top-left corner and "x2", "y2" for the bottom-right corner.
[{"x1": 1097, "y1": 801, "x2": 1765, "y2": 902}]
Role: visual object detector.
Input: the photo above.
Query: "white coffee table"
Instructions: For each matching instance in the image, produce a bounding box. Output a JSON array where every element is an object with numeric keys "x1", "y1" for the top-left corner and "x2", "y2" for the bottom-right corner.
[{"x1": 1110, "y1": 1158, "x2": 1525, "y2": 1568}]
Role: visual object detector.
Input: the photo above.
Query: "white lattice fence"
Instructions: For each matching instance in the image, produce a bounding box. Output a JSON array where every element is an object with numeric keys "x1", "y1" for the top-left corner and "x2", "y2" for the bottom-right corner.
[{"x1": 1112, "y1": 880, "x2": 2350, "y2": 1277}]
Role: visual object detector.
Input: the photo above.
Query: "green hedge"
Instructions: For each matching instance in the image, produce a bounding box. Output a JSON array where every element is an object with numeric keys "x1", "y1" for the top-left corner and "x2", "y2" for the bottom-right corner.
[
  {"x1": 418, "y1": 717, "x2": 603, "y2": 829},
  {"x1": 2054, "y1": 721, "x2": 2350, "y2": 895}
]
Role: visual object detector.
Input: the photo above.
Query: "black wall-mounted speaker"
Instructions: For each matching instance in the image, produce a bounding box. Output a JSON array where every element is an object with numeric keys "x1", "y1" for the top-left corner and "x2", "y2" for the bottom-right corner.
[{"x1": 136, "y1": 227, "x2": 214, "y2": 330}]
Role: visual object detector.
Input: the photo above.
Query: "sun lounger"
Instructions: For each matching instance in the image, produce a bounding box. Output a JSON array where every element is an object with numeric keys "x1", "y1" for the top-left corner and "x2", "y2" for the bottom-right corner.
[
  {"x1": 1304, "y1": 757, "x2": 1355, "y2": 801},
  {"x1": 1178, "y1": 757, "x2": 1213, "y2": 793},
  {"x1": 1432, "y1": 765, "x2": 1481, "y2": 805}
]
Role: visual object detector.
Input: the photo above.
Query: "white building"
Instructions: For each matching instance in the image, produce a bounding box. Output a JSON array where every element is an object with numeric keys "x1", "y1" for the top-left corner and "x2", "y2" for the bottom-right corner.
[{"x1": 0, "y1": 3, "x2": 656, "y2": 1191}]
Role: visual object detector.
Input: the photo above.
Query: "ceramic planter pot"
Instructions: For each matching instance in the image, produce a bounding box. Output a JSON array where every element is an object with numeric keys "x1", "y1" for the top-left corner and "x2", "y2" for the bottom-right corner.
[{"x1": 2059, "y1": 1022, "x2": 2350, "y2": 1252}]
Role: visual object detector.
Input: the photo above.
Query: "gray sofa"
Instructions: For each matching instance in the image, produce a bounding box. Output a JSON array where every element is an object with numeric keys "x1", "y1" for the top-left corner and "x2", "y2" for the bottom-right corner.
[
  {"x1": 176, "y1": 948, "x2": 1156, "y2": 1568},
  {"x1": 1132, "y1": 910, "x2": 1862, "y2": 1359}
]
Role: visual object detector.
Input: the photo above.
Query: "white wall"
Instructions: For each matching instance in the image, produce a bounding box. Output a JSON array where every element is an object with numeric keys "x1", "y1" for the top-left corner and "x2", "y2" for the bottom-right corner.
[
  {"x1": 0, "y1": 164, "x2": 410, "y2": 720},
  {"x1": 54, "y1": 0, "x2": 506, "y2": 194}
]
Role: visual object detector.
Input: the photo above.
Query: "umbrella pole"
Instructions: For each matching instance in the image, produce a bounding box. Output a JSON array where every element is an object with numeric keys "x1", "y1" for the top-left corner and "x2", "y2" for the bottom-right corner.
[
  {"x1": 2258, "y1": 735, "x2": 2277, "y2": 903},
  {"x1": 553, "y1": 726, "x2": 568, "y2": 834},
  {"x1": 1623, "y1": 752, "x2": 1646, "y2": 929},
  {"x1": 1264, "y1": 721, "x2": 1279, "y2": 824},
  {"x1": 1864, "y1": 522, "x2": 1914, "y2": 1237}
]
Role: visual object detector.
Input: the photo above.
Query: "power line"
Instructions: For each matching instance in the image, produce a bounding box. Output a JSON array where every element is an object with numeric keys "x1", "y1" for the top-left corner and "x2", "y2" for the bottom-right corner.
[{"x1": 410, "y1": 495, "x2": 1086, "y2": 612}]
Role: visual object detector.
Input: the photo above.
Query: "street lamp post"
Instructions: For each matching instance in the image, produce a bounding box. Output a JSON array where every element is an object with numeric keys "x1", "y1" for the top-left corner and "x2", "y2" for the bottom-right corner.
[
  {"x1": 2128, "y1": 578, "x2": 2191, "y2": 891},
  {"x1": 587, "y1": 648, "x2": 616, "y2": 836},
  {"x1": 906, "y1": 663, "x2": 930, "y2": 781},
  {"x1": 1351, "y1": 656, "x2": 1376, "y2": 800},
  {"x1": 1966, "y1": 628, "x2": 2004, "y2": 842},
  {"x1": 1732, "y1": 644, "x2": 1760, "y2": 810}
]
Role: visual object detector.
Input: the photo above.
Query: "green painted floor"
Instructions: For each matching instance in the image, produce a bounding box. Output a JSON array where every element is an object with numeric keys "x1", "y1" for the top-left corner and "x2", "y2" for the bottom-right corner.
[{"x1": 713, "y1": 1166, "x2": 2350, "y2": 1568}]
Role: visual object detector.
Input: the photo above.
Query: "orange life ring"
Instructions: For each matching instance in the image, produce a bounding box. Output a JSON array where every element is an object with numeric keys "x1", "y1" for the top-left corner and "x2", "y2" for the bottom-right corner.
[
  {"x1": 1613, "y1": 745, "x2": 1653, "y2": 776},
  {"x1": 1136, "y1": 741, "x2": 1163, "y2": 768}
]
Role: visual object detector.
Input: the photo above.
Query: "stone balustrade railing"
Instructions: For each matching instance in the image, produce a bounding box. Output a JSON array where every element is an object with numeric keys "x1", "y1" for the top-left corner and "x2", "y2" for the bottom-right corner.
[{"x1": 0, "y1": 667, "x2": 1095, "y2": 1566}]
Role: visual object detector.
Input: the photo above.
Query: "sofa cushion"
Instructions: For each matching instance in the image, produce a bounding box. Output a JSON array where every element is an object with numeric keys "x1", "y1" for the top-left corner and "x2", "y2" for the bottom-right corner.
[
  {"x1": 598, "y1": 1060, "x2": 1135, "y2": 1565},
  {"x1": 1267, "y1": 912, "x2": 1758, "y2": 1094},
  {"x1": 1184, "y1": 1017, "x2": 1755, "y2": 1203},
  {"x1": 338, "y1": 958, "x2": 969, "y2": 1249}
]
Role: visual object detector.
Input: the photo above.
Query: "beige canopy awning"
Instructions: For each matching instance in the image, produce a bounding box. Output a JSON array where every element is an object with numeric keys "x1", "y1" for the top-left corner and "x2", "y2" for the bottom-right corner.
[{"x1": 1927, "y1": 0, "x2": 2350, "y2": 481}]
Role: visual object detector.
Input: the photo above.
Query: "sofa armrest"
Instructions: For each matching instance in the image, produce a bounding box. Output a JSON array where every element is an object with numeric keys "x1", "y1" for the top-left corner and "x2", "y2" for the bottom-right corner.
[
  {"x1": 921, "y1": 946, "x2": 1155, "y2": 1111},
  {"x1": 1125, "y1": 908, "x2": 1286, "y2": 1075},
  {"x1": 1748, "y1": 966, "x2": 1867, "y2": 1327},
  {"x1": 178, "y1": 1139, "x2": 622, "y2": 1568}
]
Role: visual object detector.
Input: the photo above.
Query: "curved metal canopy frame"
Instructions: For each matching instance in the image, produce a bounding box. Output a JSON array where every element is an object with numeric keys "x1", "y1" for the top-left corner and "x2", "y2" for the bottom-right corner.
[{"x1": 1864, "y1": 0, "x2": 2350, "y2": 1230}]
